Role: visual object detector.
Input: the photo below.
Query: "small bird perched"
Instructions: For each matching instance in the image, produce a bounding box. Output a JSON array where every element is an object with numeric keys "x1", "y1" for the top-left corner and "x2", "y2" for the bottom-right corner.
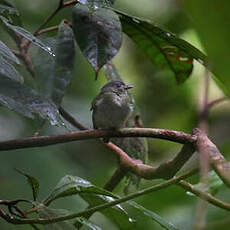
[{"x1": 91, "y1": 80, "x2": 134, "y2": 141}]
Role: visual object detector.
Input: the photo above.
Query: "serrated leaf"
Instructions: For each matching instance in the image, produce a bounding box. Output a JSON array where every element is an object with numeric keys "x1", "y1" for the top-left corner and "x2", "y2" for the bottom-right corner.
[
  {"x1": 72, "y1": 5, "x2": 122, "y2": 77},
  {"x1": 15, "y1": 168, "x2": 39, "y2": 201},
  {"x1": 74, "y1": 217, "x2": 102, "y2": 230},
  {"x1": 128, "y1": 201, "x2": 179, "y2": 230},
  {"x1": 0, "y1": 55, "x2": 21, "y2": 81},
  {"x1": 81, "y1": 194, "x2": 135, "y2": 230},
  {"x1": 0, "y1": 75, "x2": 63, "y2": 126},
  {"x1": 117, "y1": 11, "x2": 208, "y2": 83},
  {"x1": 44, "y1": 175, "x2": 116, "y2": 205},
  {"x1": 0, "y1": 15, "x2": 55, "y2": 56},
  {"x1": 0, "y1": 39, "x2": 20, "y2": 64},
  {"x1": 38, "y1": 205, "x2": 76, "y2": 230}
]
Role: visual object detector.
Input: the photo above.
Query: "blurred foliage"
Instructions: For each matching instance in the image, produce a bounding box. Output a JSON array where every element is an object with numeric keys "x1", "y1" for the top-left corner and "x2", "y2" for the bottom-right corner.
[{"x1": 0, "y1": 0, "x2": 230, "y2": 230}]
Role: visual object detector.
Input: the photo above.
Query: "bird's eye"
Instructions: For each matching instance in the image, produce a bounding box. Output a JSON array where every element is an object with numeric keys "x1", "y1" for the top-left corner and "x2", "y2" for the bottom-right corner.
[{"x1": 116, "y1": 84, "x2": 121, "y2": 88}]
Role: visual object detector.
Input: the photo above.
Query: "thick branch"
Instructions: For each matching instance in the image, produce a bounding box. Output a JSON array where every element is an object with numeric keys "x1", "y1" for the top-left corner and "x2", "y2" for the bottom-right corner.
[
  {"x1": 194, "y1": 128, "x2": 230, "y2": 188},
  {"x1": 0, "y1": 128, "x2": 196, "y2": 151}
]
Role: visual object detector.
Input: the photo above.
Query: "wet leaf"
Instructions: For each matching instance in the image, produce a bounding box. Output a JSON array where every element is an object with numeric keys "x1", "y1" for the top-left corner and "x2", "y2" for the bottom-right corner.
[
  {"x1": 34, "y1": 21, "x2": 75, "y2": 106},
  {"x1": 44, "y1": 175, "x2": 115, "y2": 205},
  {"x1": 72, "y1": 4, "x2": 122, "y2": 78},
  {"x1": 0, "y1": 39, "x2": 20, "y2": 64},
  {"x1": 81, "y1": 194, "x2": 135, "y2": 230},
  {"x1": 128, "y1": 201, "x2": 179, "y2": 230},
  {"x1": 52, "y1": 21, "x2": 75, "y2": 105},
  {"x1": 0, "y1": 75, "x2": 63, "y2": 126},
  {"x1": 15, "y1": 168, "x2": 39, "y2": 201},
  {"x1": 38, "y1": 205, "x2": 75, "y2": 230},
  {"x1": 74, "y1": 217, "x2": 102, "y2": 230},
  {"x1": 117, "y1": 11, "x2": 208, "y2": 83},
  {"x1": 0, "y1": 55, "x2": 21, "y2": 81},
  {"x1": 0, "y1": 15, "x2": 55, "y2": 56}
]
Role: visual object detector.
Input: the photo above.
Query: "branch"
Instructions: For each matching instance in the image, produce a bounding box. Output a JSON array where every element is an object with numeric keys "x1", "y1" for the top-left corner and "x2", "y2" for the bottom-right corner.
[
  {"x1": 33, "y1": 0, "x2": 77, "y2": 36},
  {"x1": 0, "y1": 170, "x2": 196, "y2": 225},
  {"x1": 0, "y1": 128, "x2": 196, "y2": 151},
  {"x1": 178, "y1": 180, "x2": 230, "y2": 211},
  {"x1": 194, "y1": 128, "x2": 230, "y2": 188}
]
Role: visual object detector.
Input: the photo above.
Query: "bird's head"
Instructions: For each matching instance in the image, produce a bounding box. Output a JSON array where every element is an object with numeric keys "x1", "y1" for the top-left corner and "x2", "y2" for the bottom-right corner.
[{"x1": 100, "y1": 80, "x2": 133, "y2": 95}]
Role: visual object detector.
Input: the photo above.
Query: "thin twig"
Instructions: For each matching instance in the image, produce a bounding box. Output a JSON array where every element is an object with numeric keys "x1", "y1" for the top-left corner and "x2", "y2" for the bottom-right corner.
[
  {"x1": 33, "y1": 0, "x2": 77, "y2": 36},
  {"x1": 178, "y1": 180, "x2": 230, "y2": 211}
]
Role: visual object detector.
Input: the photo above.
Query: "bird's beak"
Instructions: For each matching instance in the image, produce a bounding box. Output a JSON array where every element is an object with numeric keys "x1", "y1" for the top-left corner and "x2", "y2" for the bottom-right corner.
[{"x1": 124, "y1": 85, "x2": 133, "y2": 90}]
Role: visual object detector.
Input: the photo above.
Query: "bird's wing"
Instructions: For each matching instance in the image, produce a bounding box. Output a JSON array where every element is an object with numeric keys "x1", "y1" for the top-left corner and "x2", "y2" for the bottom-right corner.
[{"x1": 90, "y1": 93, "x2": 102, "y2": 111}]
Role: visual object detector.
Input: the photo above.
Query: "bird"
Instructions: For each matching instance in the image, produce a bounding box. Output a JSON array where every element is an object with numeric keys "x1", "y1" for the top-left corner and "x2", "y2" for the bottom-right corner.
[{"x1": 91, "y1": 80, "x2": 134, "y2": 142}]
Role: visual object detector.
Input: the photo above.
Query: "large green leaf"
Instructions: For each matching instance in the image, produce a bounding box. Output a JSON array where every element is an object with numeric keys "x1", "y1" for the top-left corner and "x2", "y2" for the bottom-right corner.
[
  {"x1": 38, "y1": 205, "x2": 76, "y2": 230},
  {"x1": 184, "y1": 0, "x2": 230, "y2": 95},
  {"x1": 44, "y1": 175, "x2": 134, "y2": 229},
  {"x1": 72, "y1": 4, "x2": 122, "y2": 78},
  {"x1": 0, "y1": 15, "x2": 55, "y2": 56},
  {"x1": 44, "y1": 175, "x2": 115, "y2": 205},
  {"x1": 52, "y1": 21, "x2": 75, "y2": 105},
  {"x1": 0, "y1": 75, "x2": 63, "y2": 125},
  {"x1": 117, "y1": 11, "x2": 208, "y2": 84},
  {"x1": 15, "y1": 168, "x2": 39, "y2": 201},
  {"x1": 34, "y1": 21, "x2": 75, "y2": 106}
]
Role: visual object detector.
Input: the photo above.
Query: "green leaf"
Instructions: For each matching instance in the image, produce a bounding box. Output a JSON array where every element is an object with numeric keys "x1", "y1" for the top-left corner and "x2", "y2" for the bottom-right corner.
[
  {"x1": 72, "y1": 5, "x2": 122, "y2": 77},
  {"x1": 44, "y1": 175, "x2": 115, "y2": 205},
  {"x1": 45, "y1": 175, "x2": 134, "y2": 229},
  {"x1": 117, "y1": 11, "x2": 208, "y2": 83},
  {"x1": 128, "y1": 201, "x2": 179, "y2": 230},
  {"x1": 0, "y1": 75, "x2": 63, "y2": 126},
  {"x1": 34, "y1": 21, "x2": 75, "y2": 106},
  {"x1": 33, "y1": 38, "x2": 56, "y2": 97},
  {"x1": 15, "y1": 168, "x2": 39, "y2": 201},
  {"x1": 0, "y1": 55, "x2": 21, "y2": 81},
  {"x1": 0, "y1": 39, "x2": 20, "y2": 64},
  {"x1": 184, "y1": 0, "x2": 230, "y2": 95},
  {"x1": 37, "y1": 205, "x2": 76, "y2": 230},
  {"x1": 52, "y1": 21, "x2": 75, "y2": 105},
  {"x1": 81, "y1": 193, "x2": 135, "y2": 230},
  {"x1": 0, "y1": 15, "x2": 55, "y2": 56},
  {"x1": 74, "y1": 217, "x2": 102, "y2": 230}
]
